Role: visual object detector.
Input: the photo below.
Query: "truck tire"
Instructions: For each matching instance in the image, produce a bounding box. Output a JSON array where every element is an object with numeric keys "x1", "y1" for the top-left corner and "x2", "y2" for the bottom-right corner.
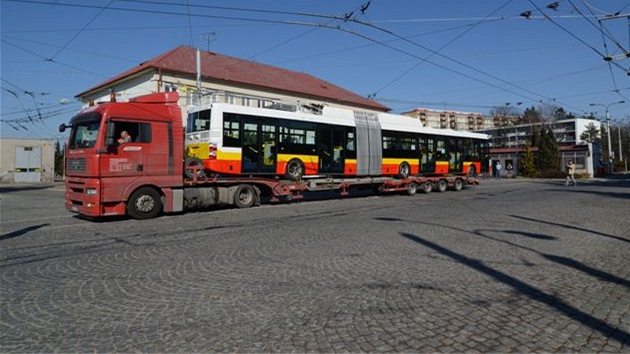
[
  {"x1": 285, "y1": 159, "x2": 304, "y2": 181},
  {"x1": 406, "y1": 181, "x2": 417, "y2": 196},
  {"x1": 437, "y1": 179, "x2": 447, "y2": 192},
  {"x1": 453, "y1": 178, "x2": 464, "y2": 191},
  {"x1": 422, "y1": 181, "x2": 433, "y2": 193},
  {"x1": 233, "y1": 184, "x2": 256, "y2": 208},
  {"x1": 127, "y1": 187, "x2": 162, "y2": 219}
]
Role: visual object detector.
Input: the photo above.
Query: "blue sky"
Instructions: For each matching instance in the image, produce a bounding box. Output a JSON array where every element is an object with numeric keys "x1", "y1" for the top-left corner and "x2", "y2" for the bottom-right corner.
[{"x1": 2, "y1": 0, "x2": 629, "y2": 141}]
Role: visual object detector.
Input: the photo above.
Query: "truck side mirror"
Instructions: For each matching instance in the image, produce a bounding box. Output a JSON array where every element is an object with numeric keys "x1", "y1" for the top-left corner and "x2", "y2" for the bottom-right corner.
[
  {"x1": 105, "y1": 121, "x2": 116, "y2": 147},
  {"x1": 58, "y1": 123, "x2": 68, "y2": 133}
]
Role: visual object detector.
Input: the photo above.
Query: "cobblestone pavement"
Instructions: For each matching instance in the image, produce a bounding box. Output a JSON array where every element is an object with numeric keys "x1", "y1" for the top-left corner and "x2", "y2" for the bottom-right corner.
[{"x1": 1, "y1": 178, "x2": 629, "y2": 352}]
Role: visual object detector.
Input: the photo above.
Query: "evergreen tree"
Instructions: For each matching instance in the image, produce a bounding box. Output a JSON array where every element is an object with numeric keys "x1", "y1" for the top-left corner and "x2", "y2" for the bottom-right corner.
[
  {"x1": 55, "y1": 140, "x2": 65, "y2": 177},
  {"x1": 521, "y1": 106, "x2": 543, "y2": 124},
  {"x1": 531, "y1": 128, "x2": 540, "y2": 147},
  {"x1": 520, "y1": 141, "x2": 537, "y2": 177},
  {"x1": 579, "y1": 122, "x2": 600, "y2": 144},
  {"x1": 538, "y1": 128, "x2": 560, "y2": 173},
  {"x1": 552, "y1": 107, "x2": 567, "y2": 121}
]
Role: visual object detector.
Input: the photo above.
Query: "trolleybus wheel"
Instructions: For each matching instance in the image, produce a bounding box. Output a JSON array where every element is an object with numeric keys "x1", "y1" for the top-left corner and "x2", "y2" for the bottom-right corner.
[
  {"x1": 453, "y1": 178, "x2": 464, "y2": 191},
  {"x1": 398, "y1": 162, "x2": 411, "y2": 179},
  {"x1": 422, "y1": 181, "x2": 433, "y2": 193},
  {"x1": 437, "y1": 179, "x2": 447, "y2": 192},
  {"x1": 407, "y1": 182, "x2": 417, "y2": 196},
  {"x1": 285, "y1": 159, "x2": 304, "y2": 181},
  {"x1": 468, "y1": 165, "x2": 476, "y2": 177},
  {"x1": 127, "y1": 187, "x2": 162, "y2": 219},
  {"x1": 233, "y1": 184, "x2": 256, "y2": 208},
  {"x1": 184, "y1": 157, "x2": 205, "y2": 179}
]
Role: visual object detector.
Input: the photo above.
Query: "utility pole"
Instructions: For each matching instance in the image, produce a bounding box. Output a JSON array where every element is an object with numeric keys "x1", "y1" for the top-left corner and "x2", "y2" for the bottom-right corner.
[{"x1": 589, "y1": 100, "x2": 625, "y2": 173}]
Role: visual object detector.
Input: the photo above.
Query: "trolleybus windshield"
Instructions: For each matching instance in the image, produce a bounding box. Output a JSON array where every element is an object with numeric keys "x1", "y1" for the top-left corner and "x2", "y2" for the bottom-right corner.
[{"x1": 187, "y1": 109, "x2": 211, "y2": 133}]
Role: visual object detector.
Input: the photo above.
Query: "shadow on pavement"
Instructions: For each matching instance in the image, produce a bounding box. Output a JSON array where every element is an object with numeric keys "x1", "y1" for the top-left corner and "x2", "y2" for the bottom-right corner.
[
  {"x1": 0, "y1": 224, "x2": 49, "y2": 241},
  {"x1": 0, "y1": 183, "x2": 63, "y2": 194},
  {"x1": 399, "y1": 231, "x2": 630, "y2": 346},
  {"x1": 510, "y1": 214, "x2": 629, "y2": 244}
]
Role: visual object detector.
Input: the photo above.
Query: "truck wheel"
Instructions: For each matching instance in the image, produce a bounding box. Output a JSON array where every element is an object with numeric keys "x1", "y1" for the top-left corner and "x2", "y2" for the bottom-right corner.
[
  {"x1": 453, "y1": 178, "x2": 464, "y2": 191},
  {"x1": 234, "y1": 184, "x2": 256, "y2": 208},
  {"x1": 285, "y1": 159, "x2": 304, "y2": 181},
  {"x1": 406, "y1": 182, "x2": 417, "y2": 196},
  {"x1": 127, "y1": 187, "x2": 162, "y2": 219},
  {"x1": 398, "y1": 162, "x2": 410, "y2": 179},
  {"x1": 437, "y1": 179, "x2": 447, "y2": 192},
  {"x1": 422, "y1": 181, "x2": 433, "y2": 193},
  {"x1": 184, "y1": 157, "x2": 205, "y2": 179}
]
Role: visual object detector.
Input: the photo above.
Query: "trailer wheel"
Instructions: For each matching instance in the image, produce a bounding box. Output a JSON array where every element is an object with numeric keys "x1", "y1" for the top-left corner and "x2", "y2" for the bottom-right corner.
[
  {"x1": 398, "y1": 162, "x2": 411, "y2": 179},
  {"x1": 406, "y1": 182, "x2": 417, "y2": 196},
  {"x1": 422, "y1": 181, "x2": 433, "y2": 193},
  {"x1": 127, "y1": 187, "x2": 162, "y2": 219},
  {"x1": 234, "y1": 184, "x2": 256, "y2": 208},
  {"x1": 184, "y1": 157, "x2": 205, "y2": 179},
  {"x1": 285, "y1": 159, "x2": 304, "y2": 181},
  {"x1": 437, "y1": 179, "x2": 447, "y2": 192},
  {"x1": 453, "y1": 178, "x2": 464, "y2": 191}
]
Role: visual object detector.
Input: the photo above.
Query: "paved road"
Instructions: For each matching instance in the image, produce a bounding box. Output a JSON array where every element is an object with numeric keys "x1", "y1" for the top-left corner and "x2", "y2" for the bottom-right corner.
[{"x1": 1, "y1": 178, "x2": 629, "y2": 352}]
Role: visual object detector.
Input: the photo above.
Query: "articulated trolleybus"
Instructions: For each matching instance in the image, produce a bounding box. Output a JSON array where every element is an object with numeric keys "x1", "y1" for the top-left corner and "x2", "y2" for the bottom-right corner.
[{"x1": 184, "y1": 92, "x2": 489, "y2": 181}]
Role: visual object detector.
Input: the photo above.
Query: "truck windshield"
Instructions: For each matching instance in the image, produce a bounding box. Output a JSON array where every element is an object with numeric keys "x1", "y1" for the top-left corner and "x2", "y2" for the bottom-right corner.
[
  {"x1": 68, "y1": 113, "x2": 101, "y2": 149},
  {"x1": 186, "y1": 109, "x2": 211, "y2": 133}
]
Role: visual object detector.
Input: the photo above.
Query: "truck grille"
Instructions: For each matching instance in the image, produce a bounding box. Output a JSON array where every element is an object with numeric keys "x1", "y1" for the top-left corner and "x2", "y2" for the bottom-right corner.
[{"x1": 67, "y1": 158, "x2": 86, "y2": 172}]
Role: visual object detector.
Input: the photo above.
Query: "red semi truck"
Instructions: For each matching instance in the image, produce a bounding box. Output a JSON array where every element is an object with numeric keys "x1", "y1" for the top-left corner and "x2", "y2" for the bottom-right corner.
[{"x1": 59, "y1": 92, "x2": 478, "y2": 220}]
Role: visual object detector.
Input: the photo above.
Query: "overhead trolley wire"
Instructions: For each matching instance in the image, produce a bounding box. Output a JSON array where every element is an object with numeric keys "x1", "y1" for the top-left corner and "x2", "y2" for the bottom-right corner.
[
  {"x1": 368, "y1": 0, "x2": 515, "y2": 99},
  {"x1": 341, "y1": 16, "x2": 585, "y2": 112},
  {"x1": 6, "y1": 0, "x2": 615, "y2": 114},
  {"x1": 47, "y1": 0, "x2": 116, "y2": 61},
  {"x1": 526, "y1": 0, "x2": 627, "y2": 73},
  {"x1": 570, "y1": 0, "x2": 628, "y2": 57}
]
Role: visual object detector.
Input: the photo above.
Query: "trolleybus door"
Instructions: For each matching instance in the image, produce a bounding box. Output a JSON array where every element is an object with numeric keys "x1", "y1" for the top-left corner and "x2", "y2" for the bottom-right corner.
[
  {"x1": 317, "y1": 126, "x2": 345, "y2": 174},
  {"x1": 242, "y1": 119, "x2": 277, "y2": 174}
]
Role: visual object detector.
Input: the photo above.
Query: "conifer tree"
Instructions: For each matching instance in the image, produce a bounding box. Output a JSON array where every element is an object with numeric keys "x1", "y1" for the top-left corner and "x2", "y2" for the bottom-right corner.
[
  {"x1": 538, "y1": 128, "x2": 560, "y2": 172},
  {"x1": 520, "y1": 141, "x2": 537, "y2": 177},
  {"x1": 531, "y1": 128, "x2": 540, "y2": 147},
  {"x1": 55, "y1": 140, "x2": 64, "y2": 177}
]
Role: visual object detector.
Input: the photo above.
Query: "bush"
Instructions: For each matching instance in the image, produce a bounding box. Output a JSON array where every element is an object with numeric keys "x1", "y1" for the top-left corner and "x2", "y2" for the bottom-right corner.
[
  {"x1": 613, "y1": 160, "x2": 625, "y2": 172},
  {"x1": 575, "y1": 172, "x2": 589, "y2": 179}
]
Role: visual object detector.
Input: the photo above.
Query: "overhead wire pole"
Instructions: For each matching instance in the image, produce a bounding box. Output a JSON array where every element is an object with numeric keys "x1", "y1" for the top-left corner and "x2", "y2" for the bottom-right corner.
[{"x1": 589, "y1": 100, "x2": 626, "y2": 172}]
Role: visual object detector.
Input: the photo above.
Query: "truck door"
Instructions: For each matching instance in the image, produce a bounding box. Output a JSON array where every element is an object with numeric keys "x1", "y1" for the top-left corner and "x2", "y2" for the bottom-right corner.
[
  {"x1": 100, "y1": 121, "x2": 152, "y2": 179},
  {"x1": 242, "y1": 118, "x2": 277, "y2": 174}
]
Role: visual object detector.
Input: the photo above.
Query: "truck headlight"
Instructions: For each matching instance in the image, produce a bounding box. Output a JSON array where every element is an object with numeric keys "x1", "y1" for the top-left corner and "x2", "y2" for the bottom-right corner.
[{"x1": 86, "y1": 188, "x2": 97, "y2": 196}]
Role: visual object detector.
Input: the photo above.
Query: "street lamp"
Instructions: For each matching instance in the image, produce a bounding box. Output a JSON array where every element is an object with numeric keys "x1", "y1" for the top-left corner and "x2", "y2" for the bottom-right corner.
[{"x1": 589, "y1": 100, "x2": 626, "y2": 170}]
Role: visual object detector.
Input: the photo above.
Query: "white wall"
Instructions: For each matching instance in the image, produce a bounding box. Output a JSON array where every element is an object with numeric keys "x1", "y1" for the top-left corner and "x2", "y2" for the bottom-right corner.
[{"x1": 0, "y1": 139, "x2": 56, "y2": 183}]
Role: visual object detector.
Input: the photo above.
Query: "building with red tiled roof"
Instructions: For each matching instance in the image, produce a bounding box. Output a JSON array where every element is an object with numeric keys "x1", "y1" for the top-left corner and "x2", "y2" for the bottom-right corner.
[{"x1": 75, "y1": 45, "x2": 389, "y2": 113}]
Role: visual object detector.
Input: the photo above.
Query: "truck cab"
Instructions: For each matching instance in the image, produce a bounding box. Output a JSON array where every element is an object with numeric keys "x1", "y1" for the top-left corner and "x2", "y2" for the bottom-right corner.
[{"x1": 60, "y1": 92, "x2": 184, "y2": 219}]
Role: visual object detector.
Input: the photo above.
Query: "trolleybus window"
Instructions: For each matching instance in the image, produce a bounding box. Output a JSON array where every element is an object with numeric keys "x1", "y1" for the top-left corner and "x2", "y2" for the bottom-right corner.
[{"x1": 223, "y1": 113, "x2": 240, "y2": 147}]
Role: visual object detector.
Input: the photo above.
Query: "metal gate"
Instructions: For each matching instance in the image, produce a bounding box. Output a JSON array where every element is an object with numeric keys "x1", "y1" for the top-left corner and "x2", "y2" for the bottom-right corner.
[{"x1": 14, "y1": 146, "x2": 42, "y2": 182}]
